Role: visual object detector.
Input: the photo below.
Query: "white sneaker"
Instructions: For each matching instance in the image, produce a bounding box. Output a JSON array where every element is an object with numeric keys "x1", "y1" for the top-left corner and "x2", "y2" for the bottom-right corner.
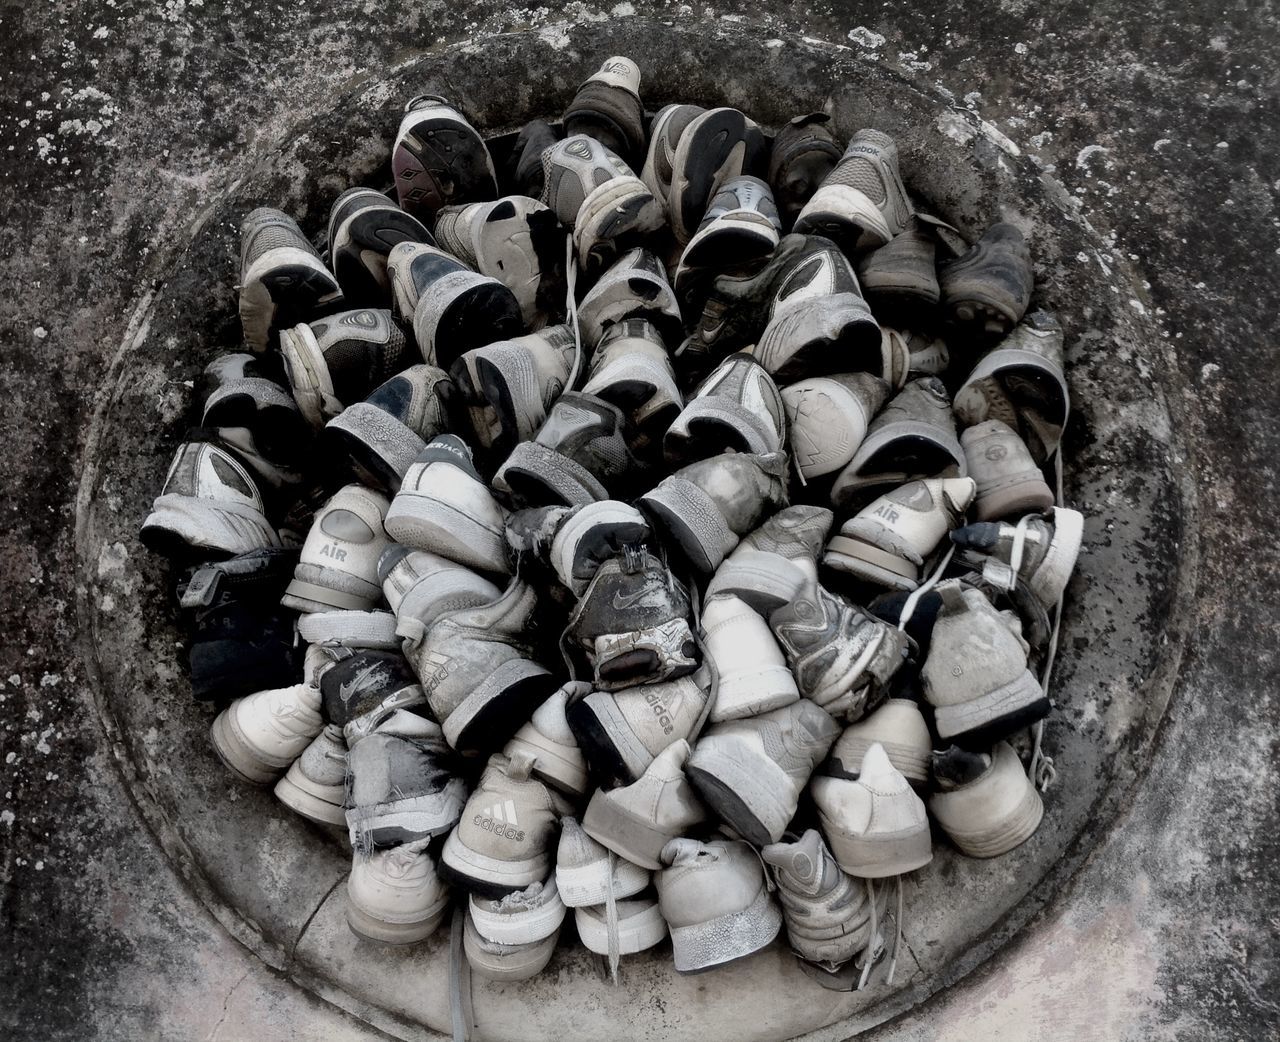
[
  {"x1": 275, "y1": 723, "x2": 348, "y2": 826},
  {"x1": 826, "y1": 698, "x2": 931, "y2": 790},
  {"x1": 700, "y1": 594, "x2": 799, "y2": 723},
  {"x1": 576, "y1": 247, "x2": 681, "y2": 347},
  {"x1": 281, "y1": 484, "x2": 391, "y2": 613},
  {"x1": 469, "y1": 877, "x2": 566, "y2": 945},
  {"x1": 377, "y1": 544, "x2": 501, "y2": 646},
  {"x1": 555, "y1": 815, "x2": 650, "y2": 907},
  {"x1": 210, "y1": 682, "x2": 323, "y2": 784},
  {"x1": 504, "y1": 682, "x2": 593, "y2": 797},
  {"x1": 575, "y1": 898, "x2": 667, "y2": 957},
  {"x1": 463, "y1": 905, "x2": 559, "y2": 981},
  {"x1": 794, "y1": 128, "x2": 913, "y2": 254},
  {"x1": 781, "y1": 372, "x2": 889, "y2": 482},
  {"x1": 346, "y1": 838, "x2": 451, "y2": 944},
  {"x1": 930, "y1": 742, "x2": 1044, "y2": 857}
]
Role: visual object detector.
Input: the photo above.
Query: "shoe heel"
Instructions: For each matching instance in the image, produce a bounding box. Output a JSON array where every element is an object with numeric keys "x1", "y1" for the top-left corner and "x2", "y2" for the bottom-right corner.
[
  {"x1": 443, "y1": 657, "x2": 555, "y2": 753},
  {"x1": 669, "y1": 884, "x2": 782, "y2": 974},
  {"x1": 209, "y1": 708, "x2": 281, "y2": 785},
  {"x1": 973, "y1": 476, "x2": 1055, "y2": 521},
  {"x1": 823, "y1": 534, "x2": 919, "y2": 590},
  {"x1": 581, "y1": 792, "x2": 673, "y2": 870},
  {"x1": 685, "y1": 747, "x2": 791, "y2": 846},
  {"x1": 640, "y1": 477, "x2": 736, "y2": 574},
  {"x1": 931, "y1": 668, "x2": 1050, "y2": 745}
]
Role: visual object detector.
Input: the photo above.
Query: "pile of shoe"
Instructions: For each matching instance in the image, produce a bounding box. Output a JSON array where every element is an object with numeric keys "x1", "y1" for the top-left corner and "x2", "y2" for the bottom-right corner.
[{"x1": 140, "y1": 55, "x2": 1084, "y2": 991}]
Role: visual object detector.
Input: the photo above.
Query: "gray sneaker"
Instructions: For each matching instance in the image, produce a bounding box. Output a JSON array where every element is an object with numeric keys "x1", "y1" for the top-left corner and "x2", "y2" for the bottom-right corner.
[
  {"x1": 961, "y1": 420, "x2": 1055, "y2": 521},
  {"x1": 463, "y1": 905, "x2": 559, "y2": 982},
  {"x1": 377, "y1": 544, "x2": 501, "y2": 646},
  {"x1": 275, "y1": 724, "x2": 348, "y2": 827},
  {"x1": 666, "y1": 107, "x2": 761, "y2": 246},
  {"x1": 663, "y1": 352, "x2": 787, "y2": 464},
  {"x1": 391, "y1": 95, "x2": 497, "y2": 220},
  {"x1": 563, "y1": 56, "x2": 646, "y2": 165},
  {"x1": 582, "y1": 318, "x2": 684, "y2": 452},
  {"x1": 504, "y1": 682, "x2": 593, "y2": 798},
  {"x1": 281, "y1": 484, "x2": 391, "y2": 613},
  {"x1": 576, "y1": 247, "x2": 682, "y2": 347},
  {"x1": 469, "y1": 877, "x2": 567, "y2": 946},
  {"x1": 751, "y1": 282, "x2": 885, "y2": 386},
  {"x1": 781, "y1": 372, "x2": 890, "y2": 483},
  {"x1": 676, "y1": 175, "x2": 781, "y2": 275},
  {"x1": 704, "y1": 504, "x2": 833, "y2": 614},
  {"x1": 950, "y1": 506, "x2": 1085, "y2": 615},
  {"x1": 939, "y1": 222, "x2": 1034, "y2": 342}
]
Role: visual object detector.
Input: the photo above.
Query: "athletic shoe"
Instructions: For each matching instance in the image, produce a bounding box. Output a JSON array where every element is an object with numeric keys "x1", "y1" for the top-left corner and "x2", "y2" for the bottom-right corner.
[
  {"x1": 823, "y1": 477, "x2": 977, "y2": 590},
  {"x1": 345, "y1": 717, "x2": 467, "y2": 852},
  {"x1": 296, "y1": 608, "x2": 400, "y2": 650},
  {"x1": 279, "y1": 308, "x2": 415, "y2": 427},
  {"x1": 327, "y1": 187, "x2": 434, "y2": 306},
  {"x1": 663, "y1": 352, "x2": 786, "y2": 463},
  {"x1": 767, "y1": 113, "x2": 844, "y2": 230},
  {"x1": 699, "y1": 594, "x2": 798, "y2": 723},
  {"x1": 582, "y1": 318, "x2": 684, "y2": 450},
  {"x1": 409, "y1": 578, "x2": 556, "y2": 753},
  {"x1": 667, "y1": 107, "x2": 762, "y2": 246},
  {"x1": 575, "y1": 897, "x2": 667, "y2": 958},
  {"x1": 657, "y1": 838, "x2": 782, "y2": 972},
  {"x1": 782, "y1": 372, "x2": 889, "y2": 482},
  {"x1": 952, "y1": 310, "x2": 1069, "y2": 462},
  {"x1": 582, "y1": 739, "x2": 706, "y2": 870},
  {"x1": 929, "y1": 742, "x2": 1044, "y2": 857},
  {"x1": 317, "y1": 648, "x2": 425, "y2": 736},
  {"x1": 676, "y1": 175, "x2": 781, "y2": 273},
  {"x1": 563, "y1": 56, "x2": 646, "y2": 165},
  {"x1": 275, "y1": 723, "x2": 348, "y2": 827},
  {"x1": 897, "y1": 327, "x2": 950, "y2": 377},
  {"x1": 640, "y1": 103, "x2": 703, "y2": 203},
  {"x1": 920, "y1": 580, "x2": 1048, "y2": 745},
  {"x1": 384, "y1": 434, "x2": 510, "y2": 574},
  {"x1": 281, "y1": 484, "x2": 391, "y2": 613},
  {"x1": 961, "y1": 421, "x2": 1054, "y2": 521},
  {"x1": 505, "y1": 682, "x2": 593, "y2": 797},
  {"x1": 939, "y1": 222, "x2": 1034, "y2": 341},
  {"x1": 199, "y1": 353, "x2": 311, "y2": 478},
  {"x1": 811, "y1": 742, "x2": 932, "y2": 877},
  {"x1": 577, "y1": 247, "x2": 682, "y2": 347},
  {"x1": 392, "y1": 95, "x2": 497, "y2": 220},
  {"x1": 346, "y1": 838, "x2": 450, "y2": 944},
  {"x1": 752, "y1": 281, "x2": 887, "y2": 386},
  {"x1": 565, "y1": 547, "x2": 698, "y2": 690},
  {"x1": 543, "y1": 499, "x2": 652, "y2": 597},
  {"x1": 794, "y1": 129, "x2": 913, "y2": 255},
  {"x1": 238, "y1": 207, "x2": 343, "y2": 352},
  {"x1": 855, "y1": 215, "x2": 940, "y2": 315},
  {"x1": 555, "y1": 816, "x2": 650, "y2": 907},
  {"x1": 433, "y1": 196, "x2": 566, "y2": 327},
  {"x1": 441, "y1": 750, "x2": 573, "y2": 896},
  {"x1": 567, "y1": 668, "x2": 713, "y2": 786},
  {"x1": 950, "y1": 506, "x2": 1084, "y2": 611},
  {"x1": 704, "y1": 504, "x2": 833, "y2": 613},
  {"x1": 506, "y1": 118, "x2": 561, "y2": 198},
  {"x1": 688, "y1": 699, "x2": 839, "y2": 844},
  {"x1": 829, "y1": 376, "x2": 966, "y2": 510},
  {"x1": 540, "y1": 135, "x2": 665, "y2": 271},
  {"x1": 469, "y1": 877, "x2": 567, "y2": 946},
  {"x1": 768, "y1": 578, "x2": 908, "y2": 723},
  {"x1": 825, "y1": 699, "x2": 931, "y2": 790},
  {"x1": 140, "y1": 435, "x2": 282, "y2": 559},
  {"x1": 761, "y1": 828, "x2": 872, "y2": 970},
  {"x1": 463, "y1": 906, "x2": 558, "y2": 981},
  {"x1": 320, "y1": 364, "x2": 457, "y2": 493},
  {"x1": 377, "y1": 545, "x2": 502, "y2": 645},
  {"x1": 209, "y1": 680, "x2": 323, "y2": 784},
  {"x1": 639, "y1": 450, "x2": 789, "y2": 574}
]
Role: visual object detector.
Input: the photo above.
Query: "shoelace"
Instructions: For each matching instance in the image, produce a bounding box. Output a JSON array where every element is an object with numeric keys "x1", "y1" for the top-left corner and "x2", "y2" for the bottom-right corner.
[
  {"x1": 896, "y1": 544, "x2": 956, "y2": 631},
  {"x1": 564, "y1": 237, "x2": 584, "y2": 390},
  {"x1": 1027, "y1": 451, "x2": 1068, "y2": 792},
  {"x1": 448, "y1": 904, "x2": 474, "y2": 1042},
  {"x1": 604, "y1": 851, "x2": 621, "y2": 983},
  {"x1": 855, "y1": 875, "x2": 902, "y2": 990}
]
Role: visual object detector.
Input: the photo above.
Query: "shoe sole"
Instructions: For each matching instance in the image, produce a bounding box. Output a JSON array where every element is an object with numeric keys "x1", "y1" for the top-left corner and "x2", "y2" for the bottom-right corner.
[
  {"x1": 475, "y1": 345, "x2": 545, "y2": 455},
  {"x1": 818, "y1": 811, "x2": 933, "y2": 878},
  {"x1": 274, "y1": 769, "x2": 347, "y2": 827},
  {"x1": 463, "y1": 915, "x2": 558, "y2": 981},
  {"x1": 679, "y1": 219, "x2": 777, "y2": 271},
  {"x1": 346, "y1": 894, "x2": 450, "y2": 945},
  {"x1": 669, "y1": 108, "x2": 749, "y2": 244},
  {"x1": 332, "y1": 201, "x2": 432, "y2": 306},
  {"x1": 583, "y1": 353, "x2": 684, "y2": 437},
  {"x1": 574, "y1": 177, "x2": 667, "y2": 273},
  {"x1": 668, "y1": 883, "x2": 782, "y2": 974},
  {"x1": 392, "y1": 114, "x2": 497, "y2": 220},
  {"x1": 639, "y1": 477, "x2": 737, "y2": 574},
  {"x1": 932, "y1": 768, "x2": 1044, "y2": 858},
  {"x1": 823, "y1": 534, "x2": 920, "y2": 590},
  {"x1": 781, "y1": 381, "x2": 871, "y2": 480},
  {"x1": 706, "y1": 666, "x2": 800, "y2": 723},
  {"x1": 296, "y1": 609, "x2": 399, "y2": 649},
  {"x1": 581, "y1": 789, "x2": 674, "y2": 871},
  {"x1": 556, "y1": 859, "x2": 650, "y2": 909},
  {"x1": 565, "y1": 694, "x2": 651, "y2": 787},
  {"x1": 203, "y1": 382, "x2": 310, "y2": 461},
  {"x1": 209, "y1": 708, "x2": 289, "y2": 785},
  {"x1": 346, "y1": 786, "x2": 466, "y2": 849},
  {"x1": 932, "y1": 668, "x2": 1050, "y2": 747},
  {"x1": 494, "y1": 441, "x2": 609, "y2": 509},
  {"x1": 281, "y1": 564, "x2": 383, "y2": 614},
  {"x1": 684, "y1": 746, "x2": 796, "y2": 846},
  {"x1": 384, "y1": 492, "x2": 510, "y2": 576},
  {"x1": 413, "y1": 274, "x2": 523, "y2": 370},
  {"x1": 469, "y1": 893, "x2": 566, "y2": 945},
  {"x1": 442, "y1": 656, "x2": 557, "y2": 755},
  {"x1": 475, "y1": 199, "x2": 566, "y2": 325},
  {"x1": 793, "y1": 185, "x2": 893, "y2": 255},
  {"x1": 755, "y1": 295, "x2": 883, "y2": 384},
  {"x1": 577, "y1": 263, "x2": 681, "y2": 345},
  {"x1": 504, "y1": 731, "x2": 589, "y2": 798},
  {"x1": 703, "y1": 552, "x2": 808, "y2": 615},
  {"x1": 575, "y1": 903, "x2": 667, "y2": 955},
  {"x1": 140, "y1": 494, "x2": 281, "y2": 561},
  {"x1": 322, "y1": 403, "x2": 425, "y2": 495},
  {"x1": 239, "y1": 248, "x2": 344, "y2": 353},
  {"x1": 663, "y1": 401, "x2": 779, "y2": 464},
  {"x1": 973, "y1": 475, "x2": 1056, "y2": 521},
  {"x1": 1030, "y1": 507, "x2": 1084, "y2": 607},
  {"x1": 440, "y1": 829, "x2": 549, "y2": 899}
]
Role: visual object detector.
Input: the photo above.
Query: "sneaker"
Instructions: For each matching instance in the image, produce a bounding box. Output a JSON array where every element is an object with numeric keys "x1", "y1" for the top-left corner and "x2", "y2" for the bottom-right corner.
[
  {"x1": 562, "y1": 56, "x2": 646, "y2": 165},
  {"x1": 506, "y1": 118, "x2": 560, "y2": 198},
  {"x1": 346, "y1": 838, "x2": 450, "y2": 944},
  {"x1": 823, "y1": 477, "x2": 977, "y2": 590},
  {"x1": 391, "y1": 95, "x2": 497, "y2": 220},
  {"x1": 378, "y1": 545, "x2": 502, "y2": 645},
  {"x1": 949, "y1": 506, "x2": 1084, "y2": 612},
  {"x1": 761, "y1": 828, "x2": 872, "y2": 969},
  {"x1": 952, "y1": 310, "x2": 1069, "y2": 462},
  {"x1": 238, "y1": 207, "x2": 343, "y2": 352},
  {"x1": 318, "y1": 648, "x2": 427, "y2": 741},
  {"x1": 829, "y1": 376, "x2": 966, "y2": 510},
  {"x1": 810, "y1": 742, "x2": 932, "y2": 877},
  {"x1": 463, "y1": 906, "x2": 559, "y2": 981},
  {"x1": 279, "y1": 308, "x2": 415, "y2": 428},
  {"x1": 140, "y1": 435, "x2": 282, "y2": 560},
  {"x1": 704, "y1": 504, "x2": 833, "y2": 613},
  {"x1": 961, "y1": 421, "x2": 1054, "y2": 521},
  {"x1": 751, "y1": 282, "x2": 886, "y2": 386},
  {"x1": 275, "y1": 724, "x2": 348, "y2": 826},
  {"x1": 567, "y1": 668, "x2": 713, "y2": 786},
  {"x1": 768, "y1": 578, "x2": 908, "y2": 722},
  {"x1": 640, "y1": 103, "x2": 704, "y2": 202},
  {"x1": 824, "y1": 699, "x2": 931, "y2": 790},
  {"x1": 939, "y1": 222, "x2": 1034, "y2": 341},
  {"x1": 639, "y1": 450, "x2": 789, "y2": 574},
  {"x1": 433, "y1": 196, "x2": 566, "y2": 327},
  {"x1": 919, "y1": 581, "x2": 1048, "y2": 745},
  {"x1": 504, "y1": 499, "x2": 651, "y2": 598},
  {"x1": 505, "y1": 682, "x2": 593, "y2": 797},
  {"x1": 929, "y1": 742, "x2": 1044, "y2": 857},
  {"x1": 688, "y1": 699, "x2": 839, "y2": 844},
  {"x1": 469, "y1": 877, "x2": 567, "y2": 945},
  {"x1": 409, "y1": 578, "x2": 556, "y2": 753},
  {"x1": 582, "y1": 739, "x2": 707, "y2": 870},
  {"x1": 896, "y1": 327, "x2": 950, "y2": 377},
  {"x1": 296, "y1": 608, "x2": 400, "y2": 650},
  {"x1": 565, "y1": 547, "x2": 698, "y2": 690},
  {"x1": 794, "y1": 129, "x2": 913, "y2": 255},
  {"x1": 555, "y1": 816, "x2": 650, "y2": 907},
  {"x1": 582, "y1": 318, "x2": 684, "y2": 447},
  {"x1": 540, "y1": 135, "x2": 665, "y2": 271},
  {"x1": 663, "y1": 352, "x2": 786, "y2": 464},
  {"x1": 199, "y1": 354, "x2": 311, "y2": 474},
  {"x1": 320, "y1": 364, "x2": 457, "y2": 493},
  {"x1": 667, "y1": 107, "x2": 761, "y2": 245},
  {"x1": 855, "y1": 215, "x2": 940, "y2": 314},
  {"x1": 676, "y1": 175, "x2": 781, "y2": 273},
  {"x1": 576, "y1": 247, "x2": 682, "y2": 347},
  {"x1": 781, "y1": 372, "x2": 889, "y2": 482},
  {"x1": 210, "y1": 681, "x2": 323, "y2": 784},
  {"x1": 327, "y1": 187, "x2": 434, "y2": 306},
  {"x1": 575, "y1": 897, "x2": 667, "y2": 958},
  {"x1": 281, "y1": 484, "x2": 391, "y2": 613},
  {"x1": 441, "y1": 750, "x2": 573, "y2": 895},
  {"x1": 699, "y1": 594, "x2": 799, "y2": 723},
  {"x1": 767, "y1": 113, "x2": 844, "y2": 230},
  {"x1": 384, "y1": 435, "x2": 510, "y2": 575},
  {"x1": 657, "y1": 838, "x2": 782, "y2": 972}
]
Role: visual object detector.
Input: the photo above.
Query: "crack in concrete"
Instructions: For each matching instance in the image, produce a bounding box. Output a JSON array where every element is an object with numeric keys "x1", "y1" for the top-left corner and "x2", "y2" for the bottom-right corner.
[
  {"x1": 205, "y1": 968, "x2": 251, "y2": 1042},
  {"x1": 289, "y1": 874, "x2": 345, "y2": 963}
]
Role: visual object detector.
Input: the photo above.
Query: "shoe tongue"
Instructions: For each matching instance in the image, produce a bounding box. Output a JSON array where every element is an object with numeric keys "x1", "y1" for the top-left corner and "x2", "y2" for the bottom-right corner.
[
  {"x1": 415, "y1": 434, "x2": 480, "y2": 479},
  {"x1": 586, "y1": 56, "x2": 641, "y2": 96}
]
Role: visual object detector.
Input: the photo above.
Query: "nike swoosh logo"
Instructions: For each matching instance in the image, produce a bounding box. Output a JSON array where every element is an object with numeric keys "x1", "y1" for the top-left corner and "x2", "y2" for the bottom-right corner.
[
  {"x1": 338, "y1": 663, "x2": 383, "y2": 704},
  {"x1": 613, "y1": 588, "x2": 655, "y2": 610}
]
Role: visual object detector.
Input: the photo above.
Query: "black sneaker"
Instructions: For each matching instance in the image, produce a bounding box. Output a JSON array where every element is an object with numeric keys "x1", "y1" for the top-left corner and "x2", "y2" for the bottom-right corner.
[
  {"x1": 939, "y1": 222, "x2": 1034, "y2": 342},
  {"x1": 327, "y1": 187, "x2": 434, "y2": 306},
  {"x1": 392, "y1": 95, "x2": 498, "y2": 221},
  {"x1": 563, "y1": 56, "x2": 646, "y2": 167},
  {"x1": 767, "y1": 113, "x2": 844, "y2": 231},
  {"x1": 666, "y1": 107, "x2": 766, "y2": 246},
  {"x1": 319, "y1": 648, "x2": 425, "y2": 738},
  {"x1": 505, "y1": 119, "x2": 561, "y2": 198}
]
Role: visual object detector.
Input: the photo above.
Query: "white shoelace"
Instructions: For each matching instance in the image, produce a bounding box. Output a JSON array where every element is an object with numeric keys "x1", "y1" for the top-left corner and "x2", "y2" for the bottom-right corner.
[
  {"x1": 1027, "y1": 451, "x2": 1067, "y2": 791},
  {"x1": 564, "y1": 237, "x2": 584, "y2": 390},
  {"x1": 449, "y1": 905, "x2": 473, "y2": 1042}
]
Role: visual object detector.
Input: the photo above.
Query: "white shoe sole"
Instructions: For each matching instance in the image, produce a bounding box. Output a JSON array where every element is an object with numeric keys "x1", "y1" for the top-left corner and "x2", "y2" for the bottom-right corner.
[
  {"x1": 345, "y1": 891, "x2": 450, "y2": 945},
  {"x1": 278, "y1": 320, "x2": 341, "y2": 428},
  {"x1": 209, "y1": 706, "x2": 293, "y2": 785},
  {"x1": 932, "y1": 667, "x2": 1048, "y2": 743},
  {"x1": 463, "y1": 914, "x2": 558, "y2": 981},
  {"x1": 668, "y1": 884, "x2": 781, "y2": 973},
  {"x1": 441, "y1": 827, "x2": 549, "y2": 893},
  {"x1": 575, "y1": 902, "x2": 667, "y2": 955},
  {"x1": 296, "y1": 609, "x2": 400, "y2": 650},
  {"x1": 707, "y1": 665, "x2": 800, "y2": 723},
  {"x1": 384, "y1": 492, "x2": 510, "y2": 574},
  {"x1": 685, "y1": 743, "x2": 800, "y2": 846},
  {"x1": 817, "y1": 809, "x2": 933, "y2": 878},
  {"x1": 781, "y1": 380, "x2": 873, "y2": 480},
  {"x1": 275, "y1": 769, "x2": 347, "y2": 827},
  {"x1": 469, "y1": 889, "x2": 567, "y2": 945},
  {"x1": 556, "y1": 857, "x2": 650, "y2": 908},
  {"x1": 794, "y1": 184, "x2": 893, "y2": 253},
  {"x1": 1030, "y1": 507, "x2": 1084, "y2": 606},
  {"x1": 504, "y1": 730, "x2": 589, "y2": 797}
]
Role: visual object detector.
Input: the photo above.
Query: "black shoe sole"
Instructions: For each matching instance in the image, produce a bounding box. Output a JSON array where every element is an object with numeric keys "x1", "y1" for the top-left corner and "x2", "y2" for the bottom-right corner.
[
  {"x1": 769, "y1": 314, "x2": 882, "y2": 385},
  {"x1": 565, "y1": 697, "x2": 637, "y2": 788},
  {"x1": 450, "y1": 672, "x2": 559, "y2": 757},
  {"x1": 434, "y1": 284, "x2": 523, "y2": 371},
  {"x1": 318, "y1": 424, "x2": 404, "y2": 496},
  {"x1": 333, "y1": 206, "x2": 435, "y2": 307},
  {"x1": 393, "y1": 118, "x2": 498, "y2": 219},
  {"x1": 671, "y1": 108, "x2": 749, "y2": 239},
  {"x1": 949, "y1": 695, "x2": 1052, "y2": 751},
  {"x1": 258, "y1": 264, "x2": 345, "y2": 347},
  {"x1": 683, "y1": 763, "x2": 773, "y2": 846},
  {"x1": 665, "y1": 416, "x2": 754, "y2": 464},
  {"x1": 203, "y1": 390, "x2": 311, "y2": 462}
]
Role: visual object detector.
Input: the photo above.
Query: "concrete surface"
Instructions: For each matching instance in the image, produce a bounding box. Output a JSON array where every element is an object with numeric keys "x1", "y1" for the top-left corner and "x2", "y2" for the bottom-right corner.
[{"x1": 0, "y1": 2, "x2": 1276, "y2": 1041}]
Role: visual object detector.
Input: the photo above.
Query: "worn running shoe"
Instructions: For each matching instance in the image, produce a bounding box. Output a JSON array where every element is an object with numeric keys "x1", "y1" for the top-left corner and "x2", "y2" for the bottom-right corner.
[
  {"x1": 327, "y1": 187, "x2": 434, "y2": 306},
  {"x1": 280, "y1": 484, "x2": 390, "y2": 613},
  {"x1": 640, "y1": 103, "x2": 704, "y2": 203},
  {"x1": 767, "y1": 113, "x2": 844, "y2": 230},
  {"x1": 939, "y1": 222, "x2": 1034, "y2": 341},
  {"x1": 855, "y1": 215, "x2": 941, "y2": 316},
  {"x1": 275, "y1": 723, "x2": 348, "y2": 827},
  {"x1": 378, "y1": 545, "x2": 502, "y2": 646},
  {"x1": 667, "y1": 107, "x2": 762, "y2": 245},
  {"x1": 506, "y1": 118, "x2": 561, "y2": 198},
  {"x1": 556, "y1": 815, "x2": 651, "y2": 908},
  {"x1": 825, "y1": 698, "x2": 932, "y2": 791},
  {"x1": 950, "y1": 506, "x2": 1084, "y2": 613},
  {"x1": 782, "y1": 372, "x2": 889, "y2": 483},
  {"x1": 209, "y1": 679, "x2": 323, "y2": 785},
  {"x1": 346, "y1": 838, "x2": 451, "y2": 944},
  {"x1": 199, "y1": 353, "x2": 310, "y2": 477},
  {"x1": 576, "y1": 247, "x2": 682, "y2": 347},
  {"x1": 704, "y1": 504, "x2": 833, "y2": 614},
  {"x1": 751, "y1": 280, "x2": 885, "y2": 385},
  {"x1": 699, "y1": 593, "x2": 798, "y2": 723},
  {"x1": 676, "y1": 175, "x2": 781, "y2": 274},
  {"x1": 463, "y1": 904, "x2": 559, "y2": 981},
  {"x1": 663, "y1": 352, "x2": 786, "y2": 464},
  {"x1": 930, "y1": 742, "x2": 1044, "y2": 857},
  {"x1": 960, "y1": 420, "x2": 1054, "y2": 521},
  {"x1": 503, "y1": 681, "x2": 593, "y2": 798},
  {"x1": 392, "y1": 95, "x2": 497, "y2": 220},
  {"x1": 563, "y1": 56, "x2": 646, "y2": 165},
  {"x1": 582, "y1": 318, "x2": 684, "y2": 448},
  {"x1": 469, "y1": 877, "x2": 567, "y2": 948}
]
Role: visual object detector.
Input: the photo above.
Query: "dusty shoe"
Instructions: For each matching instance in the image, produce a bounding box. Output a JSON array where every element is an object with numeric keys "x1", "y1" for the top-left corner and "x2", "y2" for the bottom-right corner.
[
  {"x1": 961, "y1": 420, "x2": 1054, "y2": 521},
  {"x1": 469, "y1": 877, "x2": 567, "y2": 947},
  {"x1": 824, "y1": 477, "x2": 977, "y2": 590},
  {"x1": 810, "y1": 742, "x2": 932, "y2": 877},
  {"x1": 950, "y1": 506, "x2": 1084, "y2": 613},
  {"x1": 210, "y1": 680, "x2": 322, "y2": 784},
  {"x1": 504, "y1": 682, "x2": 593, "y2": 798},
  {"x1": 507, "y1": 118, "x2": 561, "y2": 198},
  {"x1": 664, "y1": 352, "x2": 786, "y2": 463},
  {"x1": 199, "y1": 353, "x2": 311, "y2": 480},
  {"x1": 327, "y1": 187, "x2": 434, "y2": 307},
  {"x1": 640, "y1": 450, "x2": 789, "y2": 574},
  {"x1": 687, "y1": 698, "x2": 840, "y2": 845},
  {"x1": 895, "y1": 327, "x2": 950, "y2": 377},
  {"x1": 769, "y1": 578, "x2": 908, "y2": 722},
  {"x1": 640, "y1": 103, "x2": 705, "y2": 205},
  {"x1": 751, "y1": 280, "x2": 886, "y2": 386},
  {"x1": 825, "y1": 699, "x2": 931, "y2": 790},
  {"x1": 767, "y1": 113, "x2": 844, "y2": 230},
  {"x1": 920, "y1": 580, "x2": 1048, "y2": 745},
  {"x1": 563, "y1": 56, "x2": 646, "y2": 165},
  {"x1": 794, "y1": 129, "x2": 913, "y2": 254},
  {"x1": 705, "y1": 504, "x2": 832, "y2": 613},
  {"x1": 391, "y1": 95, "x2": 497, "y2": 220},
  {"x1": 582, "y1": 318, "x2": 685, "y2": 446},
  {"x1": 463, "y1": 905, "x2": 559, "y2": 981},
  {"x1": 281, "y1": 484, "x2": 390, "y2": 613},
  {"x1": 441, "y1": 750, "x2": 573, "y2": 896},
  {"x1": 677, "y1": 175, "x2": 781, "y2": 274},
  {"x1": 939, "y1": 222, "x2": 1034, "y2": 341},
  {"x1": 275, "y1": 723, "x2": 348, "y2": 827},
  {"x1": 855, "y1": 215, "x2": 941, "y2": 315},
  {"x1": 782, "y1": 372, "x2": 889, "y2": 483},
  {"x1": 555, "y1": 815, "x2": 650, "y2": 907},
  {"x1": 667, "y1": 106, "x2": 763, "y2": 246},
  {"x1": 546, "y1": 499, "x2": 652, "y2": 596},
  {"x1": 576, "y1": 897, "x2": 668, "y2": 959},
  {"x1": 346, "y1": 838, "x2": 451, "y2": 944},
  {"x1": 377, "y1": 545, "x2": 501, "y2": 645},
  {"x1": 576, "y1": 247, "x2": 682, "y2": 347},
  {"x1": 295, "y1": 607, "x2": 400, "y2": 650},
  {"x1": 318, "y1": 649, "x2": 427, "y2": 741},
  {"x1": 657, "y1": 838, "x2": 782, "y2": 973},
  {"x1": 930, "y1": 742, "x2": 1044, "y2": 857},
  {"x1": 582, "y1": 739, "x2": 707, "y2": 870},
  {"x1": 699, "y1": 594, "x2": 798, "y2": 723}
]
